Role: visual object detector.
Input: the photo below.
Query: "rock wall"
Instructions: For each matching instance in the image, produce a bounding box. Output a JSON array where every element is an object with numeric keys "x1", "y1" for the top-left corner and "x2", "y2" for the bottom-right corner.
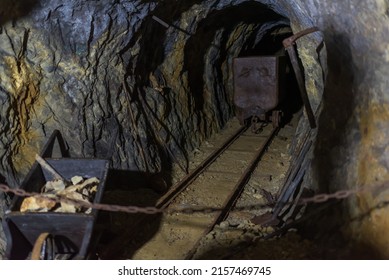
[
  {"x1": 0, "y1": 0, "x2": 324, "y2": 183},
  {"x1": 303, "y1": 0, "x2": 389, "y2": 258}
]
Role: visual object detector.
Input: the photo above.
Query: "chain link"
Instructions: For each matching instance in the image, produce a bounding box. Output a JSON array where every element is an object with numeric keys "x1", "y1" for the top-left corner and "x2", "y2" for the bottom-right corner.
[
  {"x1": 299, "y1": 188, "x2": 360, "y2": 205},
  {"x1": 0, "y1": 184, "x2": 163, "y2": 215},
  {"x1": 1, "y1": 182, "x2": 386, "y2": 215}
]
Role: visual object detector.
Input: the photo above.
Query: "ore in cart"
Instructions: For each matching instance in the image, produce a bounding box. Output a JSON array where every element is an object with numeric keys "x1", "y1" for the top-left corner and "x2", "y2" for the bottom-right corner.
[
  {"x1": 2, "y1": 130, "x2": 109, "y2": 259},
  {"x1": 233, "y1": 56, "x2": 286, "y2": 128}
]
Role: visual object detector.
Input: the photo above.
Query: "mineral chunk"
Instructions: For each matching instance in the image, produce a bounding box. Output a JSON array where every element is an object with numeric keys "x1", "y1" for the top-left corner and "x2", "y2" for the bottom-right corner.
[
  {"x1": 70, "y1": 176, "x2": 84, "y2": 185},
  {"x1": 20, "y1": 176, "x2": 100, "y2": 214},
  {"x1": 43, "y1": 179, "x2": 66, "y2": 193},
  {"x1": 20, "y1": 196, "x2": 56, "y2": 212}
]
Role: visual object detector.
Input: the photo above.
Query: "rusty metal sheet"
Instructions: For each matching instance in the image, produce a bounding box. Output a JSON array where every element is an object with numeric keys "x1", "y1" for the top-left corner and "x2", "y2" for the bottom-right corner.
[{"x1": 233, "y1": 56, "x2": 285, "y2": 124}]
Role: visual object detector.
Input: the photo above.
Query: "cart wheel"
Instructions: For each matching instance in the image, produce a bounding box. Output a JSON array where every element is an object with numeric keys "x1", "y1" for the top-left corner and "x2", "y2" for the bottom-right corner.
[
  {"x1": 272, "y1": 111, "x2": 282, "y2": 128},
  {"x1": 31, "y1": 232, "x2": 54, "y2": 260}
]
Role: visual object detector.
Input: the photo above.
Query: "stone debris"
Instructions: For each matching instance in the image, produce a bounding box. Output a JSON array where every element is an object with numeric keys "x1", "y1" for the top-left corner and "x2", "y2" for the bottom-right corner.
[
  {"x1": 191, "y1": 219, "x2": 268, "y2": 259},
  {"x1": 43, "y1": 179, "x2": 66, "y2": 193},
  {"x1": 70, "y1": 175, "x2": 83, "y2": 185},
  {"x1": 20, "y1": 176, "x2": 99, "y2": 214},
  {"x1": 20, "y1": 195, "x2": 57, "y2": 213}
]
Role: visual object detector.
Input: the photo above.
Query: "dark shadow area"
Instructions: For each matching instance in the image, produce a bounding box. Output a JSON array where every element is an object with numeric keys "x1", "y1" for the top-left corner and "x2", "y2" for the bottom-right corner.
[
  {"x1": 194, "y1": 200, "x2": 383, "y2": 260},
  {"x1": 2, "y1": 220, "x2": 32, "y2": 260},
  {"x1": 299, "y1": 31, "x2": 363, "y2": 258},
  {"x1": 94, "y1": 131, "x2": 174, "y2": 259},
  {"x1": 0, "y1": 173, "x2": 5, "y2": 184},
  {"x1": 105, "y1": 169, "x2": 168, "y2": 194},
  {"x1": 279, "y1": 55, "x2": 304, "y2": 125},
  {"x1": 294, "y1": 202, "x2": 383, "y2": 259},
  {"x1": 195, "y1": 232, "x2": 382, "y2": 260},
  {"x1": 52, "y1": 235, "x2": 79, "y2": 259},
  {"x1": 239, "y1": 26, "x2": 291, "y2": 56},
  {"x1": 313, "y1": 31, "x2": 356, "y2": 193},
  {"x1": 96, "y1": 211, "x2": 163, "y2": 259},
  {"x1": 94, "y1": 168, "x2": 165, "y2": 259},
  {"x1": 0, "y1": 0, "x2": 40, "y2": 28}
]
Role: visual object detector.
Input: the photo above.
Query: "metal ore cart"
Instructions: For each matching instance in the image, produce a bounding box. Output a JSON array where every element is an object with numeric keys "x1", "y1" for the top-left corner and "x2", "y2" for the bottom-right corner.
[
  {"x1": 2, "y1": 130, "x2": 109, "y2": 259},
  {"x1": 233, "y1": 55, "x2": 286, "y2": 127}
]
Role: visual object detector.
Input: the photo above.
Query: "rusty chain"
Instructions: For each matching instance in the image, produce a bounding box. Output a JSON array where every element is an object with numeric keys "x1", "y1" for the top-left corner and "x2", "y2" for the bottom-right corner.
[
  {"x1": 300, "y1": 189, "x2": 354, "y2": 204},
  {"x1": 0, "y1": 184, "x2": 162, "y2": 215},
  {"x1": 0, "y1": 182, "x2": 386, "y2": 215}
]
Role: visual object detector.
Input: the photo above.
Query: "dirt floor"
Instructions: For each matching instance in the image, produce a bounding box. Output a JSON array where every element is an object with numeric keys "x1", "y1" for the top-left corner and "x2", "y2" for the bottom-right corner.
[
  {"x1": 98, "y1": 114, "x2": 369, "y2": 260},
  {"x1": 99, "y1": 114, "x2": 303, "y2": 259},
  {"x1": 0, "y1": 114, "x2": 377, "y2": 260}
]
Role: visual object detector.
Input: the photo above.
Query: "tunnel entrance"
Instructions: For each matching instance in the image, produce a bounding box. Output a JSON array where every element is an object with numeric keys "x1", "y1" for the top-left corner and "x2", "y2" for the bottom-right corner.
[{"x1": 182, "y1": 1, "x2": 305, "y2": 136}]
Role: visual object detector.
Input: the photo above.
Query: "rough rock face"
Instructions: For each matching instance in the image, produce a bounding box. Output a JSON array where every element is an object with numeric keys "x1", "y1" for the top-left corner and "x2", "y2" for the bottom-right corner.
[
  {"x1": 304, "y1": 0, "x2": 389, "y2": 258},
  {"x1": 0, "y1": 0, "x2": 324, "y2": 183},
  {"x1": 0, "y1": 0, "x2": 387, "y2": 259}
]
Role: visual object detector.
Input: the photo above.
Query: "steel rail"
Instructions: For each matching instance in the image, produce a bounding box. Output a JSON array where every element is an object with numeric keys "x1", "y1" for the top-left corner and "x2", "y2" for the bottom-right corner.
[
  {"x1": 156, "y1": 124, "x2": 249, "y2": 209},
  {"x1": 185, "y1": 126, "x2": 280, "y2": 259},
  {"x1": 101, "y1": 124, "x2": 248, "y2": 259}
]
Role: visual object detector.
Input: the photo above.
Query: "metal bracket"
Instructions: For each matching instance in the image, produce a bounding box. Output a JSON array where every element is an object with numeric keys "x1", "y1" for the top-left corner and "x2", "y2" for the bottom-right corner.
[{"x1": 283, "y1": 27, "x2": 319, "y2": 129}]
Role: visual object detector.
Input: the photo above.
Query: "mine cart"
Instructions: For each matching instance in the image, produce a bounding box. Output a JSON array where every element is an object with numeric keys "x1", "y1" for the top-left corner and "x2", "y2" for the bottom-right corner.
[
  {"x1": 233, "y1": 56, "x2": 286, "y2": 127},
  {"x1": 2, "y1": 130, "x2": 109, "y2": 259}
]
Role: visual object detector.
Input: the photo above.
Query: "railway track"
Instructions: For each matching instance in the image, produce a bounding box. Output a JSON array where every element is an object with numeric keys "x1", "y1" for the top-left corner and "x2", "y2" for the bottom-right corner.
[{"x1": 101, "y1": 120, "x2": 283, "y2": 259}]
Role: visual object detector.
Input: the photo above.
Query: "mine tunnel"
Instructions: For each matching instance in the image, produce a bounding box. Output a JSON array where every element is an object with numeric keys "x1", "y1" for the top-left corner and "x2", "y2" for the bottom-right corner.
[{"x1": 0, "y1": 0, "x2": 388, "y2": 260}]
